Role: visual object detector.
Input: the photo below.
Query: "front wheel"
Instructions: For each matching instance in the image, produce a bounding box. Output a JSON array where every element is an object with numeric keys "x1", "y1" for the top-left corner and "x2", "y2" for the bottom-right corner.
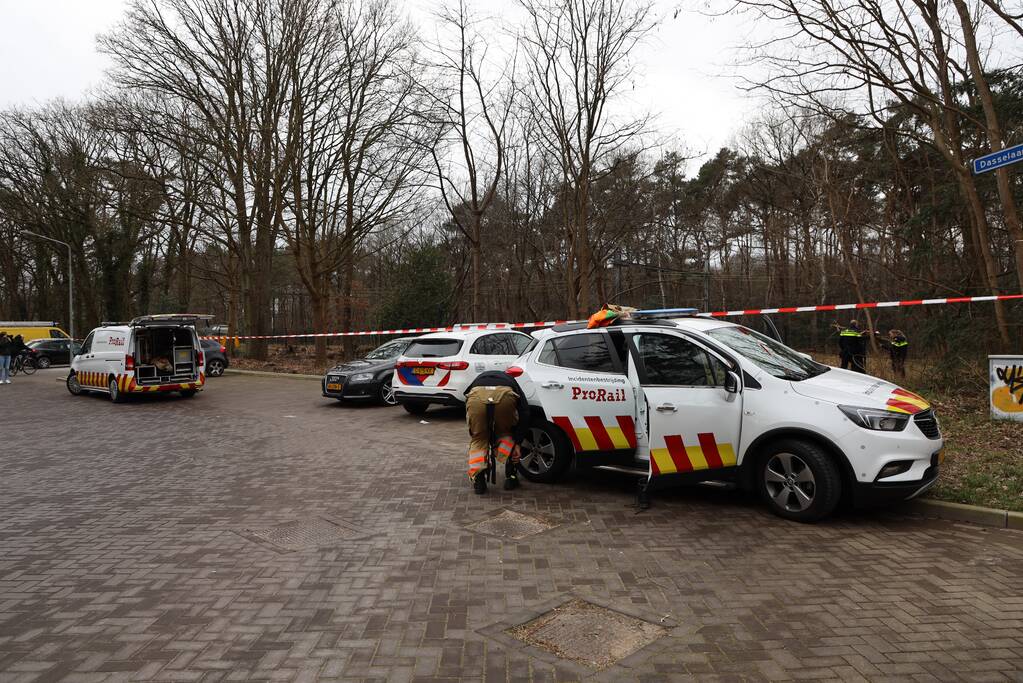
[
  {"x1": 402, "y1": 401, "x2": 429, "y2": 415},
  {"x1": 759, "y1": 439, "x2": 841, "y2": 523},
  {"x1": 67, "y1": 373, "x2": 83, "y2": 396},
  {"x1": 379, "y1": 378, "x2": 397, "y2": 406},
  {"x1": 518, "y1": 420, "x2": 573, "y2": 484}
]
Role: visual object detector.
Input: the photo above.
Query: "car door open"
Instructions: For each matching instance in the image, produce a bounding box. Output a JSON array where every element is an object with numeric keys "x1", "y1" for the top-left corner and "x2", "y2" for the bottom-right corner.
[{"x1": 629, "y1": 331, "x2": 743, "y2": 487}]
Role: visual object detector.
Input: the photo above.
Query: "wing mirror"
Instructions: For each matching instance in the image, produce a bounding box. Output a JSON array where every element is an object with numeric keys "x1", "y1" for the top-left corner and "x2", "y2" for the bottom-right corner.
[{"x1": 724, "y1": 370, "x2": 742, "y2": 394}]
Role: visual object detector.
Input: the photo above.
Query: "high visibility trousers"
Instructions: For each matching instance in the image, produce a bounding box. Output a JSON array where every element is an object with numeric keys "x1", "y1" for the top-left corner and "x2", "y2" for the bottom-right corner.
[{"x1": 465, "y1": 386, "x2": 519, "y2": 481}]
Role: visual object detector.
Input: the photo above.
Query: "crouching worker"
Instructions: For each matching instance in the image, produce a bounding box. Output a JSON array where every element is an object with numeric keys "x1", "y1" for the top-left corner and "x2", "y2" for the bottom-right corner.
[{"x1": 464, "y1": 371, "x2": 530, "y2": 494}]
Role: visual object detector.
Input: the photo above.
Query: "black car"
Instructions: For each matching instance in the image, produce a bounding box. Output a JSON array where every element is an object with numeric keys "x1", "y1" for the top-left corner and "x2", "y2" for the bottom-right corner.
[
  {"x1": 26, "y1": 338, "x2": 82, "y2": 368},
  {"x1": 322, "y1": 337, "x2": 414, "y2": 405},
  {"x1": 200, "y1": 339, "x2": 230, "y2": 377}
]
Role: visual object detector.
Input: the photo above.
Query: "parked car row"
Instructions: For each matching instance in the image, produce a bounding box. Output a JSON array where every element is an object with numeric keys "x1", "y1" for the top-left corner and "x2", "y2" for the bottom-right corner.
[{"x1": 317, "y1": 312, "x2": 943, "y2": 523}]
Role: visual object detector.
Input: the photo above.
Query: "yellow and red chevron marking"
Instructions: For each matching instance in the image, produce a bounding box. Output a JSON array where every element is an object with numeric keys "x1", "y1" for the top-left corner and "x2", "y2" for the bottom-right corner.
[
  {"x1": 885, "y1": 388, "x2": 929, "y2": 415},
  {"x1": 76, "y1": 371, "x2": 109, "y2": 388},
  {"x1": 552, "y1": 415, "x2": 637, "y2": 452},
  {"x1": 650, "y1": 432, "x2": 737, "y2": 476},
  {"x1": 75, "y1": 372, "x2": 205, "y2": 393}
]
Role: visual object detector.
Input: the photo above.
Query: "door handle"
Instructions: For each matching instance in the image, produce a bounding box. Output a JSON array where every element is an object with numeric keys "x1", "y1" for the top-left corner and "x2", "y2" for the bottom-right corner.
[
  {"x1": 656, "y1": 403, "x2": 678, "y2": 413},
  {"x1": 540, "y1": 381, "x2": 564, "y2": 389}
]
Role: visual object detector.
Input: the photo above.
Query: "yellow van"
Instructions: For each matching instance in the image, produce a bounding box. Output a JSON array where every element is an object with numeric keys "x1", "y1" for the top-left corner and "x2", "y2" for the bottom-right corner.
[{"x1": 0, "y1": 321, "x2": 71, "y2": 342}]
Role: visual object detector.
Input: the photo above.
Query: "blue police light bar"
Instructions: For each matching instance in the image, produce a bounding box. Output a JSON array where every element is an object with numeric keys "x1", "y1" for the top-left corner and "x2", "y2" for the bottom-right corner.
[{"x1": 633, "y1": 307, "x2": 699, "y2": 319}]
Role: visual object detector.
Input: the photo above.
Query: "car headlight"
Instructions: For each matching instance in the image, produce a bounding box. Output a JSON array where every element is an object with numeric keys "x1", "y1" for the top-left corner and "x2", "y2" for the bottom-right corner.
[
  {"x1": 838, "y1": 405, "x2": 910, "y2": 432},
  {"x1": 349, "y1": 373, "x2": 374, "y2": 383}
]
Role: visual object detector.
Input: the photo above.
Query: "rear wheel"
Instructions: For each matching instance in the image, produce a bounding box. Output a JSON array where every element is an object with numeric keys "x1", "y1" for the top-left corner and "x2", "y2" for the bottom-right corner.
[
  {"x1": 67, "y1": 373, "x2": 82, "y2": 396},
  {"x1": 206, "y1": 358, "x2": 225, "y2": 377},
  {"x1": 759, "y1": 439, "x2": 841, "y2": 523},
  {"x1": 518, "y1": 420, "x2": 573, "y2": 484},
  {"x1": 108, "y1": 377, "x2": 125, "y2": 404},
  {"x1": 180, "y1": 390, "x2": 197, "y2": 399},
  {"x1": 36, "y1": 356, "x2": 52, "y2": 369},
  {"x1": 379, "y1": 377, "x2": 397, "y2": 406},
  {"x1": 402, "y1": 401, "x2": 429, "y2": 415},
  {"x1": 21, "y1": 358, "x2": 36, "y2": 375}
]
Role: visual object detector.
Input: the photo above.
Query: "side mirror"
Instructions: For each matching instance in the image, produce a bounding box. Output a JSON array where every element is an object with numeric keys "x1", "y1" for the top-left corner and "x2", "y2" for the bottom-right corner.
[{"x1": 724, "y1": 370, "x2": 741, "y2": 394}]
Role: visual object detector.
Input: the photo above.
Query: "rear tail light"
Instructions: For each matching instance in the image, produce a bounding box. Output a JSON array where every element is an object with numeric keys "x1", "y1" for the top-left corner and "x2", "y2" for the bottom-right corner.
[
  {"x1": 198, "y1": 351, "x2": 205, "y2": 366},
  {"x1": 505, "y1": 365, "x2": 524, "y2": 378},
  {"x1": 125, "y1": 354, "x2": 135, "y2": 371},
  {"x1": 438, "y1": 361, "x2": 469, "y2": 370},
  {"x1": 219, "y1": 345, "x2": 226, "y2": 354}
]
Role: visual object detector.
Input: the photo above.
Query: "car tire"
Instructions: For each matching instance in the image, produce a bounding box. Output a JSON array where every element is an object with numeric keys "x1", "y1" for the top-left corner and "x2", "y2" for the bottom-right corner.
[
  {"x1": 379, "y1": 377, "x2": 398, "y2": 406},
  {"x1": 180, "y1": 390, "x2": 198, "y2": 399},
  {"x1": 758, "y1": 438, "x2": 841, "y2": 523},
  {"x1": 36, "y1": 356, "x2": 52, "y2": 369},
  {"x1": 402, "y1": 401, "x2": 429, "y2": 415},
  {"x1": 518, "y1": 419, "x2": 573, "y2": 484},
  {"x1": 67, "y1": 372, "x2": 82, "y2": 396},
  {"x1": 206, "y1": 359, "x2": 225, "y2": 377},
  {"x1": 109, "y1": 377, "x2": 126, "y2": 404}
]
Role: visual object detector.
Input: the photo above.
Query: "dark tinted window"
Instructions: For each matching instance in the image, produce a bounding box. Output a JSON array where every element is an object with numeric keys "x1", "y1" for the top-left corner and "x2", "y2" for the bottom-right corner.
[
  {"x1": 201, "y1": 339, "x2": 219, "y2": 350},
  {"x1": 510, "y1": 334, "x2": 532, "y2": 354},
  {"x1": 545, "y1": 333, "x2": 617, "y2": 373},
  {"x1": 80, "y1": 332, "x2": 94, "y2": 355},
  {"x1": 405, "y1": 338, "x2": 463, "y2": 358},
  {"x1": 633, "y1": 333, "x2": 726, "y2": 386},
  {"x1": 28, "y1": 340, "x2": 56, "y2": 349}
]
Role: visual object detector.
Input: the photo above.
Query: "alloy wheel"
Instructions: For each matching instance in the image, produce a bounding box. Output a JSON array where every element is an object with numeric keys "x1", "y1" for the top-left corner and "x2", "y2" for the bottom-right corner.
[
  {"x1": 380, "y1": 382, "x2": 397, "y2": 405},
  {"x1": 520, "y1": 427, "x2": 557, "y2": 475},
  {"x1": 764, "y1": 452, "x2": 816, "y2": 512}
]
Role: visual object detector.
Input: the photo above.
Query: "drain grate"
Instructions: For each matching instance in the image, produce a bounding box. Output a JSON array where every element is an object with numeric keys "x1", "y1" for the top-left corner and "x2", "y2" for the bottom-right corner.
[
  {"x1": 242, "y1": 517, "x2": 360, "y2": 552},
  {"x1": 466, "y1": 509, "x2": 559, "y2": 540},
  {"x1": 507, "y1": 598, "x2": 668, "y2": 670}
]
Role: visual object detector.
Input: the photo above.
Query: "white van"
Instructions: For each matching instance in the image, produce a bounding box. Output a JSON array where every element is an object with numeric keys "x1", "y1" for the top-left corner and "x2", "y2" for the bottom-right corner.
[
  {"x1": 509, "y1": 309, "x2": 943, "y2": 523},
  {"x1": 392, "y1": 328, "x2": 533, "y2": 415},
  {"x1": 68, "y1": 315, "x2": 208, "y2": 402}
]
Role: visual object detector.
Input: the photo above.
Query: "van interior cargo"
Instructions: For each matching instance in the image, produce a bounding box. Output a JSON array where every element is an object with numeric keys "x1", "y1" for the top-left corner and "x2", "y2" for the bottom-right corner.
[{"x1": 133, "y1": 326, "x2": 197, "y2": 384}]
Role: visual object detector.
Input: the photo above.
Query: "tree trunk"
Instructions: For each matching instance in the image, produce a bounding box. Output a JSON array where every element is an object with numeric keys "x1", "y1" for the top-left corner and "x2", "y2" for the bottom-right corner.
[{"x1": 952, "y1": 0, "x2": 1023, "y2": 294}]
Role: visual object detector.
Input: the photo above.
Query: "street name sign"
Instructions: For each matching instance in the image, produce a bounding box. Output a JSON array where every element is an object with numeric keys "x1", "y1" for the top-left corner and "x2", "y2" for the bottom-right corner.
[{"x1": 973, "y1": 142, "x2": 1023, "y2": 174}]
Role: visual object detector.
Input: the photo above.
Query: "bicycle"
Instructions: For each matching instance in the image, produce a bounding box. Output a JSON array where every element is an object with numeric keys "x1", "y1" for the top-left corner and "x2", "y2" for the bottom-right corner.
[{"x1": 9, "y1": 353, "x2": 36, "y2": 377}]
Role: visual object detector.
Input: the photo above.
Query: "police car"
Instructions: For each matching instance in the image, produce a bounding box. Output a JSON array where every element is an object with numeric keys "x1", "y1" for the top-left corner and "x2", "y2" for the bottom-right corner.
[
  {"x1": 508, "y1": 309, "x2": 942, "y2": 523},
  {"x1": 392, "y1": 328, "x2": 532, "y2": 415},
  {"x1": 68, "y1": 315, "x2": 208, "y2": 402}
]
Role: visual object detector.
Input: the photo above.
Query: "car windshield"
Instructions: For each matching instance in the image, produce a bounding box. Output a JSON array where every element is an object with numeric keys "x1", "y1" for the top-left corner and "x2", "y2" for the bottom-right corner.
[
  {"x1": 706, "y1": 325, "x2": 829, "y2": 381},
  {"x1": 365, "y1": 340, "x2": 408, "y2": 360}
]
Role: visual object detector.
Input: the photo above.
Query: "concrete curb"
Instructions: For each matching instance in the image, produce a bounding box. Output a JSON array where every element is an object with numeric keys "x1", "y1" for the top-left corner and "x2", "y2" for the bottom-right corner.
[
  {"x1": 904, "y1": 498, "x2": 1021, "y2": 530},
  {"x1": 224, "y1": 368, "x2": 322, "y2": 381}
]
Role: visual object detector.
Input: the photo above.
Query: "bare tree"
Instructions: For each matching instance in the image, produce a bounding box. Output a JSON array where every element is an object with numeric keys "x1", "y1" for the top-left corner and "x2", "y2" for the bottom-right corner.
[
  {"x1": 428, "y1": 0, "x2": 516, "y2": 321},
  {"x1": 519, "y1": 0, "x2": 654, "y2": 316}
]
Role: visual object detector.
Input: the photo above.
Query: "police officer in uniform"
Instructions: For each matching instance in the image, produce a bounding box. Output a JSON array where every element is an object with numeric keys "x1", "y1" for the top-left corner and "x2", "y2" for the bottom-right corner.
[
  {"x1": 837, "y1": 319, "x2": 868, "y2": 374},
  {"x1": 878, "y1": 329, "x2": 909, "y2": 379},
  {"x1": 463, "y1": 371, "x2": 530, "y2": 494}
]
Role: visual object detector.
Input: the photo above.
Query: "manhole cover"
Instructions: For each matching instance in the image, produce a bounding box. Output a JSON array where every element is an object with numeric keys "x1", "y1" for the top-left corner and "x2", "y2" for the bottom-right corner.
[
  {"x1": 466, "y1": 509, "x2": 558, "y2": 539},
  {"x1": 242, "y1": 517, "x2": 360, "y2": 551},
  {"x1": 507, "y1": 599, "x2": 668, "y2": 670}
]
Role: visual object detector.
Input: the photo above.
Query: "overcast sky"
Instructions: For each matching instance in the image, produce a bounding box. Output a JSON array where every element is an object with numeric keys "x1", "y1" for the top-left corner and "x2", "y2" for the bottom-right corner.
[{"x1": 0, "y1": 0, "x2": 759, "y2": 168}]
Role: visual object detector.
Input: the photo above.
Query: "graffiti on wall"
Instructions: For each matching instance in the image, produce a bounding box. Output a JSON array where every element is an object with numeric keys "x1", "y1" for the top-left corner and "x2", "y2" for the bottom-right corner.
[{"x1": 990, "y1": 358, "x2": 1023, "y2": 420}]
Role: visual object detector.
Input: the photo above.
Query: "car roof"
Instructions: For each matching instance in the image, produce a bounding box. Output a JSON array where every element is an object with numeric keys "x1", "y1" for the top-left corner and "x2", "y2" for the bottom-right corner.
[
  {"x1": 546, "y1": 316, "x2": 739, "y2": 336},
  {"x1": 411, "y1": 328, "x2": 528, "y2": 341}
]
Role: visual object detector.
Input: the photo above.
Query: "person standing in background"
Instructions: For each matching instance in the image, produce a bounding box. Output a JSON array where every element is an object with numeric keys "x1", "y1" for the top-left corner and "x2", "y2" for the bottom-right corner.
[{"x1": 0, "y1": 332, "x2": 11, "y2": 384}]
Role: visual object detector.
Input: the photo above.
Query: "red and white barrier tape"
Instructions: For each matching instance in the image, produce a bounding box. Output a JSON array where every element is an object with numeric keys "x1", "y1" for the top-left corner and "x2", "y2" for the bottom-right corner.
[{"x1": 203, "y1": 293, "x2": 1023, "y2": 341}]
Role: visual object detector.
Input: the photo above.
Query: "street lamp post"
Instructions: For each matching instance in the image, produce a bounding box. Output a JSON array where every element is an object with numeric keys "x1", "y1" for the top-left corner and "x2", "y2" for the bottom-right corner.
[{"x1": 21, "y1": 230, "x2": 74, "y2": 341}]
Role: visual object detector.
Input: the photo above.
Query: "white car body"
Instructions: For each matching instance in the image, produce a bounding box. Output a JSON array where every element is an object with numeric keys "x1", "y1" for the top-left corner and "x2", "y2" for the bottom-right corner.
[
  {"x1": 69, "y1": 315, "x2": 207, "y2": 402},
  {"x1": 392, "y1": 329, "x2": 533, "y2": 412},
  {"x1": 512, "y1": 314, "x2": 943, "y2": 521}
]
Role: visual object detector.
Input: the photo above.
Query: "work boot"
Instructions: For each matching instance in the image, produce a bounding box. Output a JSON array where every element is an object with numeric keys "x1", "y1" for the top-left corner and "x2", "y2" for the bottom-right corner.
[
  {"x1": 473, "y1": 471, "x2": 488, "y2": 495},
  {"x1": 503, "y1": 462, "x2": 520, "y2": 490}
]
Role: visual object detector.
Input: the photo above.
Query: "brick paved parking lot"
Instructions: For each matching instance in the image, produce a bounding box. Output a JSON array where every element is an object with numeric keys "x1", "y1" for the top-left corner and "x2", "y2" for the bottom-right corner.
[{"x1": 2, "y1": 370, "x2": 1023, "y2": 682}]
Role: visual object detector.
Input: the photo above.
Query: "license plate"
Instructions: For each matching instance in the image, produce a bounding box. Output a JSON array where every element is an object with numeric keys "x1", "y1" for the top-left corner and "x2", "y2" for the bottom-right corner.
[
  {"x1": 412, "y1": 366, "x2": 435, "y2": 376},
  {"x1": 327, "y1": 383, "x2": 342, "y2": 391}
]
